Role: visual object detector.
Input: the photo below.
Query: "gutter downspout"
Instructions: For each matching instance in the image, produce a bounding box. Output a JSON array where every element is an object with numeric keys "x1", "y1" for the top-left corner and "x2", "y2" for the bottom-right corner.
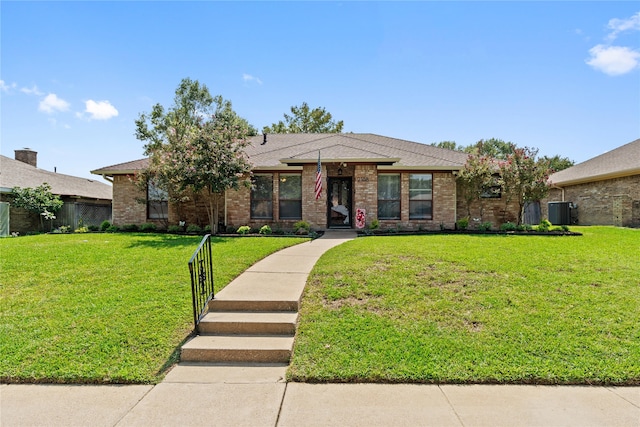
[
  {"x1": 551, "y1": 184, "x2": 565, "y2": 202},
  {"x1": 101, "y1": 174, "x2": 114, "y2": 184}
]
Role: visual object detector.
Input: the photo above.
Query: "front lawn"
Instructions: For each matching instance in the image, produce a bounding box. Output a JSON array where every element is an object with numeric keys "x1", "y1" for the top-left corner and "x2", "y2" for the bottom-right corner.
[
  {"x1": 289, "y1": 226, "x2": 640, "y2": 385},
  {"x1": 0, "y1": 233, "x2": 305, "y2": 384}
]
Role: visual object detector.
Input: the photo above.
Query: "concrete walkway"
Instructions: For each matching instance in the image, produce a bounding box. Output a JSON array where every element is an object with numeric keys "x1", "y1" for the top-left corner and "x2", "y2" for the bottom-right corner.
[{"x1": 2, "y1": 231, "x2": 639, "y2": 426}]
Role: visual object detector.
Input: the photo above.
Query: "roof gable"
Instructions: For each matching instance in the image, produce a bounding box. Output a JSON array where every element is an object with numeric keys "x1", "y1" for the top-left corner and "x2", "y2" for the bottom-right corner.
[{"x1": 549, "y1": 139, "x2": 640, "y2": 186}]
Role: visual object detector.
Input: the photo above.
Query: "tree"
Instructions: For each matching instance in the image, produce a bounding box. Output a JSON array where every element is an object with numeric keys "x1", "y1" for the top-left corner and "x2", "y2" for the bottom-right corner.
[
  {"x1": 539, "y1": 154, "x2": 574, "y2": 173},
  {"x1": 430, "y1": 141, "x2": 465, "y2": 151},
  {"x1": 10, "y1": 183, "x2": 63, "y2": 231},
  {"x1": 456, "y1": 153, "x2": 496, "y2": 221},
  {"x1": 262, "y1": 102, "x2": 344, "y2": 134},
  {"x1": 498, "y1": 145, "x2": 552, "y2": 225},
  {"x1": 135, "y1": 78, "x2": 254, "y2": 233},
  {"x1": 464, "y1": 138, "x2": 515, "y2": 159}
]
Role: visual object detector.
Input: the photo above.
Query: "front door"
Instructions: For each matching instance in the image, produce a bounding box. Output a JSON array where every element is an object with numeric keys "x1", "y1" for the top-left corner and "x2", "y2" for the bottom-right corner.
[{"x1": 328, "y1": 178, "x2": 352, "y2": 228}]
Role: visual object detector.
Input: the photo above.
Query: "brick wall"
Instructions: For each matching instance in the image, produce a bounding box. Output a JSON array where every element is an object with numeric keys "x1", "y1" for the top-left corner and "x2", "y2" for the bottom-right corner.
[
  {"x1": 544, "y1": 174, "x2": 640, "y2": 227},
  {"x1": 455, "y1": 182, "x2": 520, "y2": 229},
  {"x1": 112, "y1": 175, "x2": 148, "y2": 225}
]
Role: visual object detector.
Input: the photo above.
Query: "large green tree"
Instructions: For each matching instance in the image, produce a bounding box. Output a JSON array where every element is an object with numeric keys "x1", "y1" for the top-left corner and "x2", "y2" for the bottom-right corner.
[
  {"x1": 263, "y1": 102, "x2": 344, "y2": 134},
  {"x1": 135, "y1": 78, "x2": 254, "y2": 233},
  {"x1": 10, "y1": 183, "x2": 63, "y2": 231}
]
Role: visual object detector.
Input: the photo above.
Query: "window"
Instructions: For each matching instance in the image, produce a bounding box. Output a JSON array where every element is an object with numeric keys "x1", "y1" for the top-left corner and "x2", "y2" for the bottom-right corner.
[
  {"x1": 409, "y1": 174, "x2": 432, "y2": 219},
  {"x1": 147, "y1": 180, "x2": 168, "y2": 220},
  {"x1": 279, "y1": 174, "x2": 302, "y2": 220},
  {"x1": 481, "y1": 174, "x2": 502, "y2": 198},
  {"x1": 251, "y1": 174, "x2": 273, "y2": 219},
  {"x1": 377, "y1": 174, "x2": 400, "y2": 219}
]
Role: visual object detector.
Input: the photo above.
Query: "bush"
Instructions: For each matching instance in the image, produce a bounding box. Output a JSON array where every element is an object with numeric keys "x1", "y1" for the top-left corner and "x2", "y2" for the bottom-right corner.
[
  {"x1": 259, "y1": 225, "x2": 272, "y2": 235},
  {"x1": 294, "y1": 220, "x2": 311, "y2": 234},
  {"x1": 139, "y1": 223, "x2": 157, "y2": 232},
  {"x1": 100, "y1": 220, "x2": 111, "y2": 231},
  {"x1": 517, "y1": 224, "x2": 533, "y2": 232},
  {"x1": 52, "y1": 225, "x2": 71, "y2": 234},
  {"x1": 500, "y1": 222, "x2": 517, "y2": 232},
  {"x1": 477, "y1": 221, "x2": 492, "y2": 231},
  {"x1": 186, "y1": 224, "x2": 202, "y2": 234},
  {"x1": 74, "y1": 226, "x2": 89, "y2": 233},
  {"x1": 88, "y1": 225, "x2": 99, "y2": 232},
  {"x1": 105, "y1": 225, "x2": 119, "y2": 233},
  {"x1": 237, "y1": 225, "x2": 251, "y2": 235},
  {"x1": 537, "y1": 219, "x2": 552, "y2": 232},
  {"x1": 167, "y1": 225, "x2": 182, "y2": 234},
  {"x1": 225, "y1": 225, "x2": 236, "y2": 234},
  {"x1": 561, "y1": 224, "x2": 570, "y2": 232},
  {"x1": 121, "y1": 224, "x2": 139, "y2": 232},
  {"x1": 369, "y1": 219, "x2": 380, "y2": 230},
  {"x1": 456, "y1": 217, "x2": 469, "y2": 230}
]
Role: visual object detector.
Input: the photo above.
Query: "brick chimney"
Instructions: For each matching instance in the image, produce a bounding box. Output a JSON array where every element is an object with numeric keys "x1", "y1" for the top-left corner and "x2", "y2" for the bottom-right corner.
[{"x1": 15, "y1": 148, "x2": 37, "y2": 167}]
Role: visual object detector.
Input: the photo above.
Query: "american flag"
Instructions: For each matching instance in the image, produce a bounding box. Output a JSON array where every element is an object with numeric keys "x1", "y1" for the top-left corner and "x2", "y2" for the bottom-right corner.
[{"x1": 315, "y1": 151, "x2": 322, "y2": 200}]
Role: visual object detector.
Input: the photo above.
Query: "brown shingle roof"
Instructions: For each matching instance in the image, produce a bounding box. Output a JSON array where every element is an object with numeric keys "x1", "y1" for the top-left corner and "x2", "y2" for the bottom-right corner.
[
  {"x1": 92, "y1": 133, "x2": 469, "y2": 175},
  {"x1": 1, "y1": 155, "x2": 112, "y2": 200},
  {"x1": 549, "y1": 139, "x2": 640, "y2": 186}
]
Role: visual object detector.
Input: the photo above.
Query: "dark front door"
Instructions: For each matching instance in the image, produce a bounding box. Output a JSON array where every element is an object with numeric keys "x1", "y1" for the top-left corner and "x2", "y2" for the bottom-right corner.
[{"x1": 328, "y1": 178, "x2": 352, "y2": 228}]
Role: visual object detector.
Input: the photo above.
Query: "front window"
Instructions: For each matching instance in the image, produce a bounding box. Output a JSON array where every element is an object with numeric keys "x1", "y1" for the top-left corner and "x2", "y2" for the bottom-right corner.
[
  {"x1": 481, "y1": 174, "x2": 502, "y2": 198},
  {"x1": 279, "y1": 174, "x2": 302, "y2": 220},
  {"x1": 409, "y1": 174, "x2": 433, "y2": 219},
  {"x1": 251, "y1": 174, "x2": 273, "y2": 219},
  {"x1": 147, "y1": 180, "x2": 168, "y2": 220},
  {"x1": 377, "y1": 174, "x2": 400, "y2": 219}
]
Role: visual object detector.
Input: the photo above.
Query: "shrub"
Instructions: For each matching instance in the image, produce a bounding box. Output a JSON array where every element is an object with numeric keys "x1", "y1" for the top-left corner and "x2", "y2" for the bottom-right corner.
[
  {"x1": 561, "y1": 224, "x2": 570, "y2": 232},
  {"x1": 74, "y1": 226, "x2": 89, "y2": 233},
  {"x1": 186, "y1": 224, "x2": 202, "y2": 234},
  {"x1": 52, "y1": 225, "x2": 71, "y2": 234},
  {"x1": 237, "y1": 225, "x2": 251, "y2": 235},
  {"x1": 105, "y1": 225, "x2": 119, "y2": 233},
  {"x1": 369, "y1": 219, "x2": 380, "y2": 230},
  {"x1": 167, "y1": 225, "x2": 182, "y2": 234},
  {"x1": 204, "y1": 225, "x2": 211, "y2": 233},
  {"x1": 88, "y1": 225, "x2": 99, "y2": 232},
  {"x1": 225, "y1": 225, "x2": 236, "y2": 234},
  {"x1": 259, "y1": 225, "x2": 272, "y2": 235},
  {"x1": 100, "y1": 220, "x2": 111, "y2": 231},
  {"x1": 293, "y1": 220, "x2": 311, "y2": 233},
  {"x1": 517, "y1": 224, "x2": 533, "y2": 232},
  {"x1": 139, "y1": 223, "x2": 157, "y2": 232},
  {"x1": 456, "y1": 217, "x2": 469, "y2": 230},
  {"x1": 477, "y1": 221, "x2": 493, "y2": 231},
  {"x1": 500, "y1": 222, "x2": 517, "y2": 232},
  {"x1": 121, "y1": 224, "x2": 139, "y2": 232},
  {"x1": 537, "y1": 219, "x2": 552, "y2": 232}
]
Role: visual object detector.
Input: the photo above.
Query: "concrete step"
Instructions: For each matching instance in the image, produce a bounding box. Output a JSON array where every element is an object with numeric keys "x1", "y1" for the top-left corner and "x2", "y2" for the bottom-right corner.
[
  {"x1": 181, "y1": 335, "x2": 294, "y2": 363},
  {"x1": 198, "y1": 311, "x2": 298, "y2": 335},
  {"x1": 209, "y1": 298, "x2": 299, "y2": 313}
]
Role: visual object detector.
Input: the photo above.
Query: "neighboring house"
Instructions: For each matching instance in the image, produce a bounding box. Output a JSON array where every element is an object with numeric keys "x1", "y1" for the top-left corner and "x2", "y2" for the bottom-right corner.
[
  {"x1": 0, "y1": 149, "x2": 113, "y2": 234},
  {"x1": 92, "y1": 133, "x2": 520, "y2": 231},
  {"x1": 545, "y1": 138, "x2": 640, "y2": 227}
]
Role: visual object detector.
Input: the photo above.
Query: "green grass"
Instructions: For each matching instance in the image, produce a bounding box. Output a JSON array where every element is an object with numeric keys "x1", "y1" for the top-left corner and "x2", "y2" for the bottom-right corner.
[
  {"x1": 0, "y1": 233, "x2": 306, "y2": 384},
  {"x1": 289, "y1": 226, "x2": 640, "y2": 385}
]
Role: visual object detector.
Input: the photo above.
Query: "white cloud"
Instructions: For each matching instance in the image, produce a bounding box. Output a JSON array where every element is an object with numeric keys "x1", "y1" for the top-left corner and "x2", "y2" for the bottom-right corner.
[
  {"x1": 606, "y1": 11, "x2": 640, "y2": 41},
  {"x1": 242, "y1": 73, "x2": 263, "y2": 85},
  {"x1": 20, "y1": 85, "x2": 44, "y2": 96},
  {"x1": 586, "y1": 44, "x2": 640, "y2": 76},
  {"x1": 81, "y1": 99, "x2": 119, "y2": 120},
  {"x1": 38, "y1": 93, "x2": 70, "y2": 113},
  {"x1": 0, "y1": 80, "x2": 17, "y2": 92}
]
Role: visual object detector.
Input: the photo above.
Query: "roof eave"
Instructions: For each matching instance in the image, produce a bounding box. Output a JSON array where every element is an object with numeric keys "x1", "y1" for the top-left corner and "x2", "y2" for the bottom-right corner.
[{"x1": 550, "y1": 168, "x2": 640, "y2": 187}]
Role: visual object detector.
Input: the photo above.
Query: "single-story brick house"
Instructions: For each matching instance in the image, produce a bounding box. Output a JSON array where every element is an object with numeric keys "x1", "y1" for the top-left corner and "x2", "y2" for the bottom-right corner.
[
  {"x1": 0, "y1": 149, "x2": 113, "y2": 234},
  {"x1": 545, "y1": 138, "x2": 640, "y2": 227},
  {"x1": 92, "y1": 133, "x2": 519, "y2": 231}
]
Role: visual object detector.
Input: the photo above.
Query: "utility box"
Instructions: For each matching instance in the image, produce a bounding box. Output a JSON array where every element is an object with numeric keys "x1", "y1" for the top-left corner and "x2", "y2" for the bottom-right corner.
[{"x1": 548, "y1": 201, "x2": 572, "y2": 225}]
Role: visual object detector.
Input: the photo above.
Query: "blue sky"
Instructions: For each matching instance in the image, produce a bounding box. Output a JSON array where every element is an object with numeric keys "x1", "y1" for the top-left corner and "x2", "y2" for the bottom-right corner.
[{"x1": 2, "y1": 1, "x2": 639, "y2": 181}]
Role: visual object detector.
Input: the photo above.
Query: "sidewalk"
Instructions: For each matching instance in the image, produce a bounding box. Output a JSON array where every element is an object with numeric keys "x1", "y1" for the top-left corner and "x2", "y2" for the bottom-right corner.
[{"x1": 2, "y1": 231, "x2": 639, "y2": 426}]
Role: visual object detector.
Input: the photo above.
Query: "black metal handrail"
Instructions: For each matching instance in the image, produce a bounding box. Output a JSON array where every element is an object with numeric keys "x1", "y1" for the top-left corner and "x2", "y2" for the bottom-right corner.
[{"x1": 188, "y1": 234, "x2": 214, "y2": 332}]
